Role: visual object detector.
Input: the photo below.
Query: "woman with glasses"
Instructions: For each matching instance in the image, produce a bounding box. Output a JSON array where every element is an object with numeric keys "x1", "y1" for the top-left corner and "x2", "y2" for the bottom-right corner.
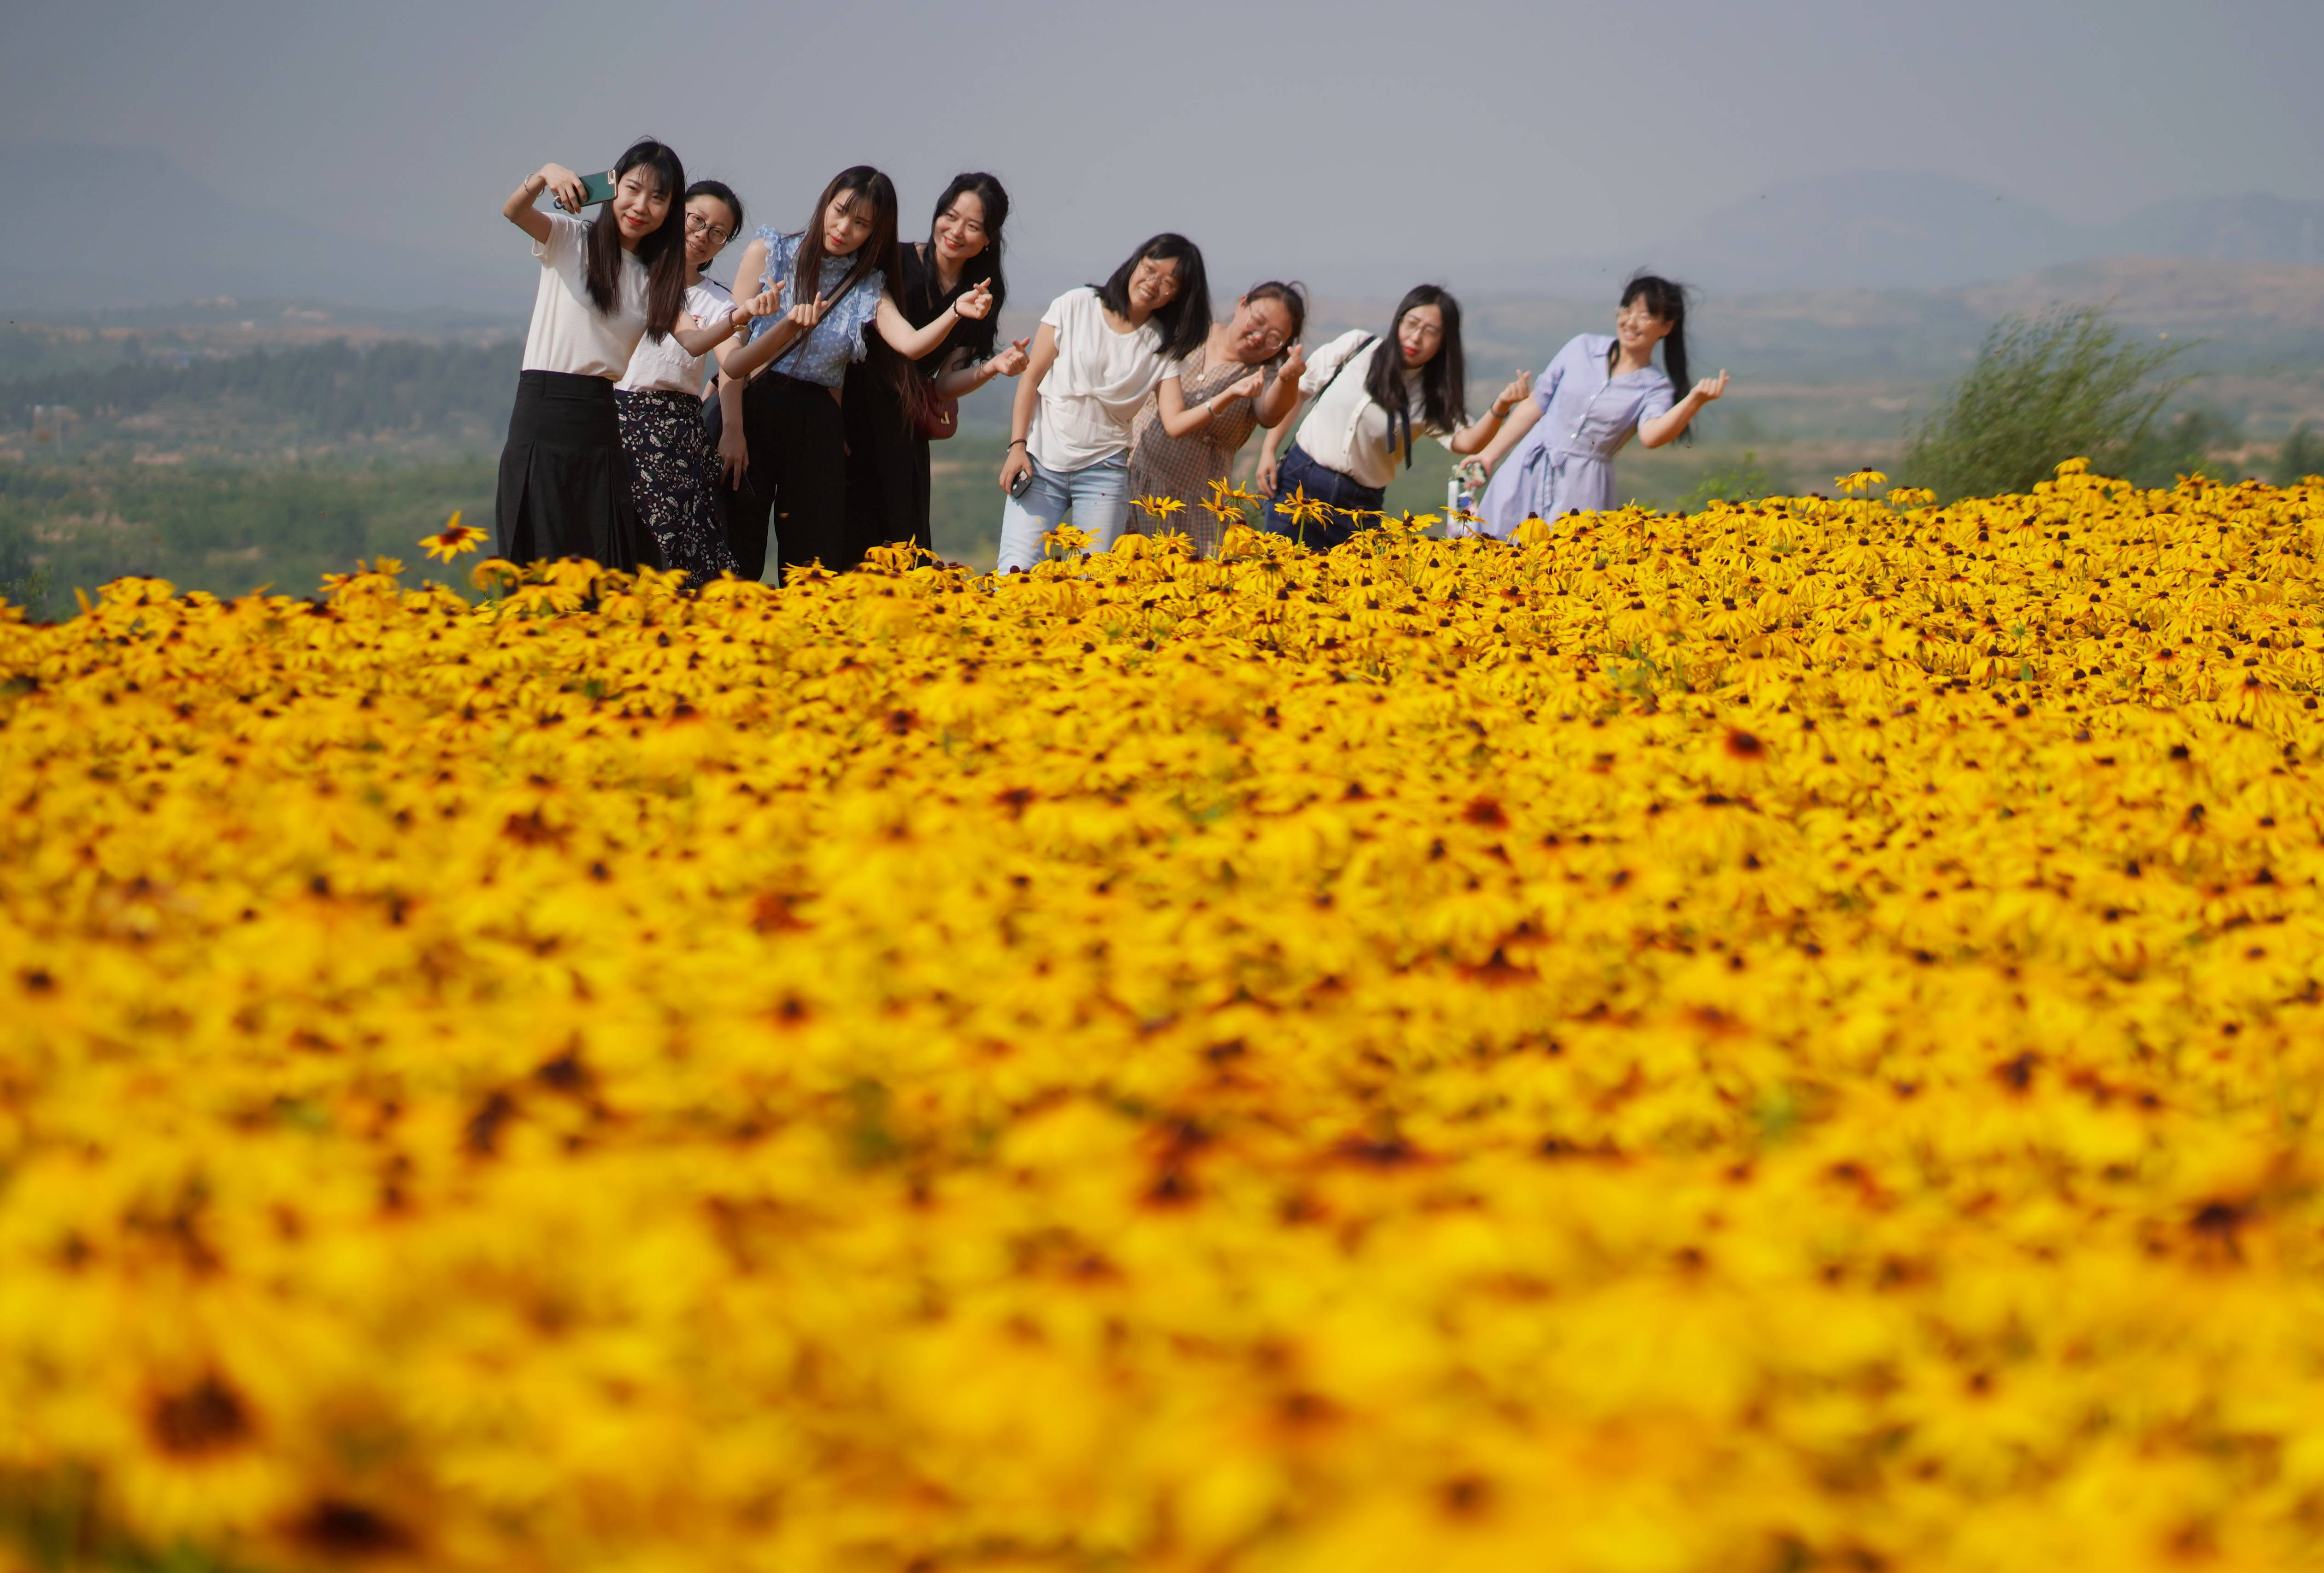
[
  {"x1": 613, "y1": 179, "x2": 754, "y2": 582},
  {"x1": 843, "y1": 173, "x2": 1029, "y2": 561},
  {"x1": 1253, "y1": 284, "x2": 1529, "y2": 551},
  {"x1": 496, "y1": 142, "x2": 775, "y2": 573},
  {"x1": 1123, "y1": 282, "x2": 1307, "y2": 556}
]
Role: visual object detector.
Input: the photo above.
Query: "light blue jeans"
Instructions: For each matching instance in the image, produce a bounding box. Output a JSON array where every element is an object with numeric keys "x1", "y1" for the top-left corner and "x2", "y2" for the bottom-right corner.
[{"x1": 996, "y1": 452, "x2": 1130, "y2": 573}]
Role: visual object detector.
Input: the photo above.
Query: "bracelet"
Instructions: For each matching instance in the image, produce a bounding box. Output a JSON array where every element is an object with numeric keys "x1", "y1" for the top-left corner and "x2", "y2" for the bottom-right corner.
[{"x1": 1008, "y1": 439, "x2": 1027, "y2": 449}]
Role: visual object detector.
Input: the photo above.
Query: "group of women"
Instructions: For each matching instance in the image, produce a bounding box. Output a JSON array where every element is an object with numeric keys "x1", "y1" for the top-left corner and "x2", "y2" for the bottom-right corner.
[{"x1": 496, "y1": 140, "x2": 1732, "y2": 583}]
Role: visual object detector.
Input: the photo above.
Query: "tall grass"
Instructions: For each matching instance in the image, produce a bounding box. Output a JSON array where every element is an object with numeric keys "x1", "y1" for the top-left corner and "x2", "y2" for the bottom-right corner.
[{"x1": 1904, "y1": 306, "x2": 2190, "y2": 499}]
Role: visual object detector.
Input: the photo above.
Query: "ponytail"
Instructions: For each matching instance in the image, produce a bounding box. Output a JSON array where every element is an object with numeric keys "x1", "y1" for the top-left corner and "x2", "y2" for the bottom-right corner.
[{"x1": 1612, "y1": 272, "x2": 1690, "y2": 396}]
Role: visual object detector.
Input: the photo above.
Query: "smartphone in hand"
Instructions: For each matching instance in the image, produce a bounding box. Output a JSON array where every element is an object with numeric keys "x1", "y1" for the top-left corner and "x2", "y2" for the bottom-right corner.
[{"x1": 559, "y1": 171, "x2": 617, "y2": 212}]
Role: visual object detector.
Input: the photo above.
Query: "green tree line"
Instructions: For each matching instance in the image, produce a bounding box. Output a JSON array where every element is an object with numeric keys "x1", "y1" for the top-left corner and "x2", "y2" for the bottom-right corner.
[
  {"x1": 3, "y1": 338, "x2": 521, "y2": 447},
  {"x1": 0, "y1": 459, "x2": 496, "y2": 617}
]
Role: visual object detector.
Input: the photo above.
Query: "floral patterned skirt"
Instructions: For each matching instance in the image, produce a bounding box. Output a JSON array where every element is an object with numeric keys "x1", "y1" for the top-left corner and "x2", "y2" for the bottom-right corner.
[{"x1": 614, "y1": 388, "x2": 739, "y2": 585}]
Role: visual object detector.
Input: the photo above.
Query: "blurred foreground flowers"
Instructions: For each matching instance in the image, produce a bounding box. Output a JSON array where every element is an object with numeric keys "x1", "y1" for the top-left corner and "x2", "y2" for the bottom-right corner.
[{"x1": 5, "y1": 462, "x2": 2324, "y2": 1572}]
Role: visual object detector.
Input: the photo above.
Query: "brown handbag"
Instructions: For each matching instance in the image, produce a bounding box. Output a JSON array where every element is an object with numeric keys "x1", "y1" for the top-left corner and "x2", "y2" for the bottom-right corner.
[{"x1": 913, "y1": 390, "x2": 959, "y2": 441}]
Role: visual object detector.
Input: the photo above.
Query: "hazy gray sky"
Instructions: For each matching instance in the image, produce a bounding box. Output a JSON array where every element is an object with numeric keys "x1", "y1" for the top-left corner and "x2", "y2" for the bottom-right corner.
[{"x1": 8, "y1": 0, "x2": 2321, "y2": 291}]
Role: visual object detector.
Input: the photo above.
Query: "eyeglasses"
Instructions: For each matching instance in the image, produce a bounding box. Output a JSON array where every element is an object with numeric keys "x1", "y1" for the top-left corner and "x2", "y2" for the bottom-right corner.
[{"x1": 685, "y1": 212, "x2": 733, "y2": 246}]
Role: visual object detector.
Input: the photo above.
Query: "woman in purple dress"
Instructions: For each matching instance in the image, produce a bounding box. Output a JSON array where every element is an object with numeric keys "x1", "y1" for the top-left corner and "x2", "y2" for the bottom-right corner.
[{"x1": 1467, "y1": 275, "x2": 1730, "y2": 538}]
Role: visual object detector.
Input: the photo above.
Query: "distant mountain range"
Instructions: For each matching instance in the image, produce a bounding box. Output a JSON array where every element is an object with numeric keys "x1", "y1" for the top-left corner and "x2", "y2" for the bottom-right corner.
[{"x1": 10, "y1": 145, "x2": 2324, "y2": 316}]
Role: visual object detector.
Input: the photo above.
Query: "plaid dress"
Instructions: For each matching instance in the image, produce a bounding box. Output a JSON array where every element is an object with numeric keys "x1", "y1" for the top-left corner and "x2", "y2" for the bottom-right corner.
[{"x1": 1126, "y1": 345, "x2": 1280, "y2": 555}]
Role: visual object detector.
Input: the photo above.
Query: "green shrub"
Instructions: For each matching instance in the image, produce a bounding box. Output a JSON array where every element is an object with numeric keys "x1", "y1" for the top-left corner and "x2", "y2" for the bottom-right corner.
[{"x1": 1903, "y1": 306, "x2": 2190, "y2": 499}]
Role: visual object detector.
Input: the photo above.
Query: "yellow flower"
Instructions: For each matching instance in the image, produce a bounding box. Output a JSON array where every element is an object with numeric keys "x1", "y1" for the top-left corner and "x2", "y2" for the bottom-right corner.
[
  {"x1": 419, "y1": 511, "x2": 487, "y2": 562},
  {"x1": 4, "y1": 473, "x2": 2324, "y2": 1573}
]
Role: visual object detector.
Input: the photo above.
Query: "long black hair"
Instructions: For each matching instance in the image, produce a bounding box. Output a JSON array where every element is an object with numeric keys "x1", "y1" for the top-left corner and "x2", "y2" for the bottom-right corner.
[
  {"x1": 1093, "y1": 234, "x2": 1210, "y2": 361},
  {"x1": 918, "y1": 172, "x2": 1009, "y2": 362},
  {"x1": 1363, "y1": 284, "x2": 1467, "y2": 471},
  {"x1": 790, "y1": 165, "x2": 902, "y2": 316},
  {"x1": 587, "y1": 140, "x2": 691, "y2": 341},
  {"x1": 777, "y1": 166, "x2": 913, "y2": 408},
  {"x1": 1612, "y1": 273, "x2": 1690, "y2": 395}
]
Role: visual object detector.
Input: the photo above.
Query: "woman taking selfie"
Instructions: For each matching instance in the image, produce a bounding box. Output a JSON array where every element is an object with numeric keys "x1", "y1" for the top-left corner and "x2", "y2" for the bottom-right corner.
[
  {"x1": 1468, "y1": 274, "x2": 1728, "y2": 537},
  {"x1": 711, "y1": 165, "x2": 994, "y2": 582},
  {"x1": 1124, "y1": 281, "x2": 1307, "y2": 556},
  {"x1": 844, "y1": 173, "x2": 1031, "y2": 560},
  {"x1": 995, "y1": 233, "x2": 1211, "y2": 574},
  {"x1": 1254, "y1": 284, "x2": 1528, "y2": 550},
  {"x1": 612, "y1": 177, "x2": 752, "y2": 582},
  {"x1": 495, "y1": 141, "x2": 774, "y2": 570}
]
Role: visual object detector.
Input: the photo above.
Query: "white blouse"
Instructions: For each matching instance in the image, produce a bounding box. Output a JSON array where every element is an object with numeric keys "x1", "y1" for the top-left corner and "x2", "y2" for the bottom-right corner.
[
  {"x1": 615, "y1": 278, "x2": 734, "y2": 396},
  {"x1": 1289, "y1": 330, "x2": 1449, "y2": 490},
  {"x1": 521, "y1": 211, "x2": 648, "y2": 380},
  {"x1": 1028, "y1": 286, "x2": 1185, "y2": 472}
]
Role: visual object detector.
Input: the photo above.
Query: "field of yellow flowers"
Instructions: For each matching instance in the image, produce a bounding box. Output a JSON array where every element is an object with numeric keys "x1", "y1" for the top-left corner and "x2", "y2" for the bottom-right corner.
[{"x1": 4, "y1": 460, "x2": 2324, "y2": 1573}]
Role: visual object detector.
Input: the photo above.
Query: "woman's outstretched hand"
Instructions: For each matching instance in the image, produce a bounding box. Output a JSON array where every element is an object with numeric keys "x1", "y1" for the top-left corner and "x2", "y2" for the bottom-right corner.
[
  {"x1": 1222, "y1": 369, "x2": 1266, "y2": 403},
  {"x1": 1276, "y1": 342, "x2": 1306, "y2": 384},
  {"x1": 786, "y1": 293, "x2": 831, "y2": 333},
  {"x1": 730, "y1": 282, "x2": 784, "y2": 328},
  {"x1": 955, "y1": 282, "x2": 995, "y2": 321},
  {"x1": 990, "y1": 337, "x2": 1031, "y2": 378},
  {"x1": 1492, "y1": 370, "x2": 1533, "y2": 417},
  {"x1": 1692, "y1": 371, "x2": 1730, "y2": 403}
]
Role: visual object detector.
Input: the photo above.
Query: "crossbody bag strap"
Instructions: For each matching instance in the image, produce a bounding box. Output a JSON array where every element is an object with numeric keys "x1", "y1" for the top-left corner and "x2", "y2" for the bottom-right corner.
[{"x1": 1309, "y1": 334, "x2": 1376, "y2": 405}]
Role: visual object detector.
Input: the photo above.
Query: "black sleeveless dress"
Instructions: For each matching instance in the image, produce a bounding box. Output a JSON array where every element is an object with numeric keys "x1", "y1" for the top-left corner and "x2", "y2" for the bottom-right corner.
[{"x1": 841, "y1": 245, "x2": 995, "y2": 561}]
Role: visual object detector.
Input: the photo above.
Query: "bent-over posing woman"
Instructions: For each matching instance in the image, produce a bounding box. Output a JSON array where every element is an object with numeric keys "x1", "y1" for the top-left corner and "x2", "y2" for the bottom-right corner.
[
  {"x1": 1125, "y1": 282, "x2": 1306, "y2": 556},
  {"x1": 612, "y1": 178, "x2": 752, "y2": 582},
  {"x1": 1468, "y1": 274, "x2": 1727, "y2": 537},
  {"x1": 845, "y1": 174, "x2": 1030, "y2": 561},
  {"x1": 995, "y1": 233, "x2": 1211, "y2": 573},
  {"x1": 711, "y1": 166, "x2": 993, "y2": 583},
  {"x1": 1255, "y1": 284, "x2": 1528, "y2": 550},
  {"x1": 496, "y1": 141, "x2": 773, "y2": 570}
]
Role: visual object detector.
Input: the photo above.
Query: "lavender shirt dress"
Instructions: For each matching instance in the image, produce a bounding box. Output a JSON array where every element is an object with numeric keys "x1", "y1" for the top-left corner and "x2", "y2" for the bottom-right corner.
[{"x1": 1471, "y1": 334, "x2": 1675, "y2": 538}]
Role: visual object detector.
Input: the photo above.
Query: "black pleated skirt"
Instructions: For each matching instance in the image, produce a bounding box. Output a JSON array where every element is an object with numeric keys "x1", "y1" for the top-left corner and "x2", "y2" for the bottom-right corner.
[{"x1": 495, "y1": 370, "x2": 665, "y2": 572}]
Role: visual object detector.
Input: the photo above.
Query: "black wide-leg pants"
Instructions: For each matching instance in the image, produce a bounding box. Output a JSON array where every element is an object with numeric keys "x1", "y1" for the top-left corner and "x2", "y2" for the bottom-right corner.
[{"x1": 706, "y1": 372, "x2": 849, "y2": 585}]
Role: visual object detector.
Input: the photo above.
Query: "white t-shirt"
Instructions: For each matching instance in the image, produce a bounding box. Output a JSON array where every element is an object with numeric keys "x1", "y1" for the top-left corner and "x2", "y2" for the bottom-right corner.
[
  {"x1": 1028, "y1": 286, "x2": 1184, "y2": 472},
  {"x1": 521, "y1": 211, "x2": 649, "y2": 380},
  {"x1": 1291, "y1": 330, "x2": 1451, "y2": 490},
  {"x1": 615, "y1": 278, "x2": 734, "y2": 396}
]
